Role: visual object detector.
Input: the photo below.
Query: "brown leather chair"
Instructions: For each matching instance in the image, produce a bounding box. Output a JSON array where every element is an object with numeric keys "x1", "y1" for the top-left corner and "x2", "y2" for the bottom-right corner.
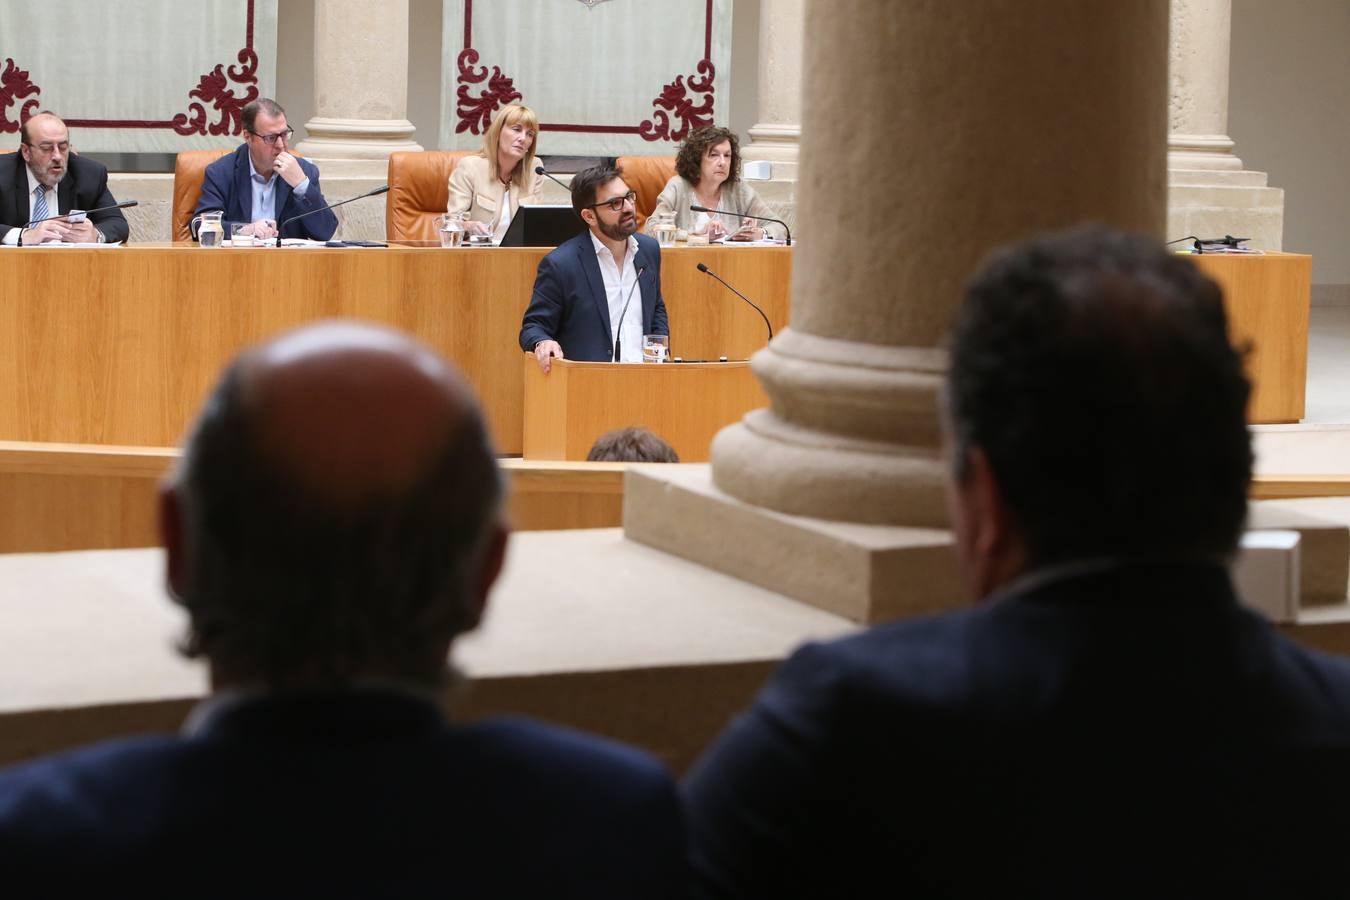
[
  {"x1": 615, "y1": 155, "x2": 676, "y2": 232},
  {"x1": 385, "y1": 150, "x2": 475, "y2": 242},
  {"x1": 171, "y1": 149, "x2": 232, "y2": 242}
]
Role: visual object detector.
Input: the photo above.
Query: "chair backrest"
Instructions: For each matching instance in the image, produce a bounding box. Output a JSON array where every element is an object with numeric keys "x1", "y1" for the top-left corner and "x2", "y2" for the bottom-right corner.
[
  {"x1": 172, "y1": 149, "x2": 232, "y2": 242},
  {"x1": 386, "y1": 150, "x2": 475, "y2": 242},
  {"x1": 615, "y1": 155, "x2": 676, "y2": 232}
]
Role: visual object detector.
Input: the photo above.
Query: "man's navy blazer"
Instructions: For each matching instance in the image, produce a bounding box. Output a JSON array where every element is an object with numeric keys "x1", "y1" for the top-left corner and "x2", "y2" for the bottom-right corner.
[
  {"x1": 0, "y1": 150, "x2": 129, "y2": 243},
  {"x1": 519, "y1": 231, "x2": 669, "y2": 361},
  {"x1": 0, "y1": 691, "x2": 686, "y2": 896},
  {"x1": 684, "y1": 561, "x2": 1350, "y2": 898},
  {"x1": 195, "y1": 143, "x2": 338, "y2": 241}
]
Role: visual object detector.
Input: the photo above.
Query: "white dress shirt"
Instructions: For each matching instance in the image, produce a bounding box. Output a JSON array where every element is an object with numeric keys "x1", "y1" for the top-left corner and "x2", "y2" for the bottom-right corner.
[
  {"x1": 2, "y1": 167, "x2": 61, "y2": 245},
  {"x1": 247, "y1": 155, "x2": 309, "y2": 224},
  {"x1": 590, "y1": 231, "x2": 644, "y2": 363}
]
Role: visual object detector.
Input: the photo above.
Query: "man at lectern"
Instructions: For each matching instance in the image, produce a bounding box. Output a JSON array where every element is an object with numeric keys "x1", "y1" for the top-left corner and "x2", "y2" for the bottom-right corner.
[
  {"x1": 519, "y1": 164, "x2": 668, "y2": 372},
  {"x1": 0, "y1": 322, "x2": 685, "y2": 895},
  {"x1": 0, "y1": 112, "x2": 129, "y2": 245},
  {"x1": 684, "y1": 227, "x2": 1350, "y2": 898}
]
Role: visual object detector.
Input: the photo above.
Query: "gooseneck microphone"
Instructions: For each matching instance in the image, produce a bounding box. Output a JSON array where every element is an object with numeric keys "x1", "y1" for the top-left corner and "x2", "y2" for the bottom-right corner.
[
  {"x1": 697, "y1": 262, "x2": 773, "y2": 345},
  {"x1": 534, "y1": 163, "x2": 572, "y2": 197},
  {"x1": 276, "y1": 184, "x2": 390, "y2": 247},
  {"x1": 19, "y1": 199, "x2": 138, "y2": 246},
  {"x1": 689, "y1": 204, "x2": 792, "y2": 246},
  {"x1": 535, "y1": 165, "x2": 572, "y2": 195},
  {"x1": 612, "y1": 265, "x2": 648, "y2": 362}
]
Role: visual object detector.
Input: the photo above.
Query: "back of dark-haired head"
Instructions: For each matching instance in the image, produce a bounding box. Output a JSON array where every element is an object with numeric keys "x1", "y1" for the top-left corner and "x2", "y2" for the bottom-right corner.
[
  {"x1": 586, "y1": 426, "x2": 680, "y2": 463},
  {"x1": 570, "y1": 163, "x2": 623, "y2": 217},
  {"x1": 945, "y1": 226, "x2": 1252, "y2": 565},
  {"x1": 173, "y1": 361, "x2": 502, "y2": 689},
  {"x1": 241, "y1": 98, "x2": 286, "y2": 133}
]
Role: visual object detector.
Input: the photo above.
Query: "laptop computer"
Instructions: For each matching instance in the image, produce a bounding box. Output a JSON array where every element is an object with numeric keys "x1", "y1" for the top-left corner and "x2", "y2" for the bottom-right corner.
[{"x1": 498, "y1": 204, "x2": 587, "y2": 247}]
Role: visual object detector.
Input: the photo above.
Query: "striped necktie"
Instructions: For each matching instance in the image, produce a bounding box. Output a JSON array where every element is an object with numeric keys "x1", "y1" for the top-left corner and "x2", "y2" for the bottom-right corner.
[{"x1": 31, "y1": 185, "x2": 48, "y2": 224}]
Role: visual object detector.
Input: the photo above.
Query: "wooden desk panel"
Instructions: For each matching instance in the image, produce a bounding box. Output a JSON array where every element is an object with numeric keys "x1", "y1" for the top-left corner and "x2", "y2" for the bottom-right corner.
[
  {"x1": 1191, "y1": 252, "x2": 1311, "y2": 423},
  {"x1": 523, "y1": 359, "x2": 770, "y2": 462},
  {"x1": 0, "y1": 244, "x2": 791, "y2": 452},
  {"x1": 0, "y1": 440, "x2": 628, "y2": 551}
]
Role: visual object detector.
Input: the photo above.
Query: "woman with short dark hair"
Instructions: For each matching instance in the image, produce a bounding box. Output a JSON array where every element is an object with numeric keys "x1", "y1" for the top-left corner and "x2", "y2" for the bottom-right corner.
[{"x1": 644, "y1": 125, "x2": 782, "y2": 242}]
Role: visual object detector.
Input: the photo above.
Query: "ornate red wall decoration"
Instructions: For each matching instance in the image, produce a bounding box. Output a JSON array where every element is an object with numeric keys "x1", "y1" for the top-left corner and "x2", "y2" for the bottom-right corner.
[
  {"x1": 453, "y1": 0, "x2": 719, "y2": 143},
  {"x1": 0, "y1": 58, "x2": 41, "y2": 134},
  {"x1": 172, "y1": 48, "x2": 261, "y2": 137},
  {"x1": 455, "y1": 48, "x2": 522, "y2": 135},
  {"x1": 638, "y1": 59, "x2": 715, "y2": 143}
]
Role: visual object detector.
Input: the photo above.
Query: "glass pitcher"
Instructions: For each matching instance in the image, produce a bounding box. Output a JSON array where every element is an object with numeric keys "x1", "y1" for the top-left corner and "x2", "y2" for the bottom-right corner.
[
  {"x1": 192, "y1": 211, "x2": 224, "y2": 248},
  {"x1": 436, "y1": 212, "x2": 466, "y2": 248},
  {"x1": 652, "y1": 212, "x2": 677, "y2": 247}
]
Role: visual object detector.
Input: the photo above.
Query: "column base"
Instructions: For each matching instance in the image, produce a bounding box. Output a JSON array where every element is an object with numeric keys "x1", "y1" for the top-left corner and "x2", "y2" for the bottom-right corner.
[
  {"x1": 295, "y1": 117, "x2": 423, "y2": 160},
  {"x1": 740, "y1": 123, "x2": 800, "y2": 226},
  {"x1": 1168, "y1": 135, "x2": 1243, "y2": 171},
  {"x1": 623, "y1": 464, "x2": 964, "y2": 624},
  {"x1": 1167, "y1": 168, "x2": 1285, "y2": 251}
]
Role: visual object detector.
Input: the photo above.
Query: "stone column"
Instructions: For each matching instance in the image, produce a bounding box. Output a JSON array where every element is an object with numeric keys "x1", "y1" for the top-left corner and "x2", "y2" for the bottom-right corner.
[
  {"x1": 625, "y1": 0, "x2": 1168, "y2": 622},
  {"x1": 295, "y1": 0, "x2": 423, "y2": 162},
  {"x1": 1169, "y1": 0, "x2": 1240, "y2": 171},
  {"x1": 739, "y1": 0, "x2": 804, "y2": 230},
  {"x1": 741, "y1": 0, "x2": 803, "y2": 172},
  {"x1": 1167, "y1": 0, "x2": 1283, "y2": 248}
]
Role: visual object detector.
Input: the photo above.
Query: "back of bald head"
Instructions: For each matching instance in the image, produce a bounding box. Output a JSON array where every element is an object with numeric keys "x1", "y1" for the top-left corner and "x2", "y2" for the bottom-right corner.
[
  {"x1": 171, "y1": 321, "x2": 503, "y2": 688},
  {"x1": 238, "y1": 321, "x2": 476, "y2": 506}
]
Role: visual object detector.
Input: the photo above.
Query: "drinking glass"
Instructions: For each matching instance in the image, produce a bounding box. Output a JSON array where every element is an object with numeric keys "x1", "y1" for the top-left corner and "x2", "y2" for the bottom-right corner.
[{"x1": 642, "y1": 334, "x2": 669, "y2": 364}]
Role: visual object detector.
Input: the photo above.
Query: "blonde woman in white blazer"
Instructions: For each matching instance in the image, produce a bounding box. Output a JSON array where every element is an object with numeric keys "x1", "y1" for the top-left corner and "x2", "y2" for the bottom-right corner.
[{"x1": 448, "y1": 104, "x2": 544, "y2": 241}]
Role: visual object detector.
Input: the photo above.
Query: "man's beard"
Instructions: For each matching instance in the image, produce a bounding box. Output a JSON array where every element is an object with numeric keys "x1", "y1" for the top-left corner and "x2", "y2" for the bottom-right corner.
[
  {"x1": 36, "y1": 161, "x2": 63, "y2": 188},
  {"x1": 598, "y1": 213, "x2": 637, "y2": 242}
]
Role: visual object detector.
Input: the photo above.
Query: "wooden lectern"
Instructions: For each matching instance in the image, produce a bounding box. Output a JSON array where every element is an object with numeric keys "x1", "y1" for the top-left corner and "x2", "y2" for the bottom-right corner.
[
  {"x1": 522, "y1": 357, "x2": 769, "y2": 462},
  {"x1": 1190, "y1": 252, "x2": 1311, "y2": 424}
]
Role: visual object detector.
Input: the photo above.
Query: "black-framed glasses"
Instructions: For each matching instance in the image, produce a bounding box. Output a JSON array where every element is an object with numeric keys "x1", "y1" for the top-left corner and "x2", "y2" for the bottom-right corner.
[
  {"x1": 590, "y1": 191, "x2": 637, "y2": 213},
  {"x1": 249, "y1": 127, "x2": 294, "y2": 146}
]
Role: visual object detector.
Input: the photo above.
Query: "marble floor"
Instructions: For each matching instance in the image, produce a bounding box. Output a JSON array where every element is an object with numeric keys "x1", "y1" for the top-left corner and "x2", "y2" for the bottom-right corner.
[{"x1": 1306, "y1": 306, "x2": 1350, "y2": 425}]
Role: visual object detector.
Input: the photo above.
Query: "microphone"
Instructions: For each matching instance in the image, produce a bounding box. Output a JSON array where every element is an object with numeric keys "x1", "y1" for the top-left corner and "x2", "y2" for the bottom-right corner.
[
  {"x1": 689, "y1": 204, "x2": 792, "y2": 245},
  {"x1": 613, "y1": 265, "x2": 648, "y2": 362},
  {"x1": 535, "y1": 165, "x2": 572, "y2": 194},
  {"x1": 19, "y1": 199, "x2": 137, "y2": 246},
  {"x1": 697, "y1": 262, "x2": 773, "y2": 345},
  {"x1": 275, "y1": 184, "x2": 390, "y2": 247}
]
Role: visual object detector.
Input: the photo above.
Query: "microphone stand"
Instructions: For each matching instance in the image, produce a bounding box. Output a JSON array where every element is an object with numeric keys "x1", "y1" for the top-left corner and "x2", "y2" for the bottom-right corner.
[
  {"x1": 689, "y1": 204, "x2": 792, "y2": 246},
  {"x1": 535, "y1": 165, "x2": 572, "y2": 194},
  {"x1": 18, "y1": 199, "x2": 138, "y2": 247},
  {"x1": 696, "y1": 262, "x2": 773, "y2": 345},
  {"x1": 276, "y1": 185, "x2": 390, "y2": 247},
  {"x1": 613, "y1": 266, "x2": 648, "y2": 362}
]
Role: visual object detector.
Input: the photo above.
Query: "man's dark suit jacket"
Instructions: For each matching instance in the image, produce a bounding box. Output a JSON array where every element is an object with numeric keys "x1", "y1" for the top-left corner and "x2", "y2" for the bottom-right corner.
[
  {"x1": 0, "y1": 150, "x2": 128, "y2": 243},
  {"x1": 519, "y1": 231, "x2": 669, "y2": 361},
  {"x1": 684, "y1": 561, "x2": 1350, "y2": 899},
  {"x1": 195, "y1": 143, "x2": 338, "y2": 241},
  {"x1": 0, "y1": 690, "x2": 686, "y2": 896}
]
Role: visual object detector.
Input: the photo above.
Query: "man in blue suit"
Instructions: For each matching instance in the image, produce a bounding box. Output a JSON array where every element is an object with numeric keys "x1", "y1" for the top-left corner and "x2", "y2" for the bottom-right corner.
[
  {"x1": 683, "y1": 228, "x2": 1350, "y2": 898},
  {"x1": 519, "y1": 164, "x2": 668, "y2": 371},
  {"x1": 0, "y1": 322, "x2": 685, "y2": 895},
  {"x1": 194, "y1": 97, "x2": 337, "y2": 241}
]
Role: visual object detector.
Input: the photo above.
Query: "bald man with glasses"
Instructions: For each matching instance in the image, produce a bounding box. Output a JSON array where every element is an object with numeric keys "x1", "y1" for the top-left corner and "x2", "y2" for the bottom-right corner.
[
  {"x1": 0, "y1": 111, "x2": 129, "y2": 245},
  {"x1": 194, "y1": 97, "x2": 338, "y2": 242},
  {"x1": 519, "y1": 164, "x2": 668, "y2": 372}
]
